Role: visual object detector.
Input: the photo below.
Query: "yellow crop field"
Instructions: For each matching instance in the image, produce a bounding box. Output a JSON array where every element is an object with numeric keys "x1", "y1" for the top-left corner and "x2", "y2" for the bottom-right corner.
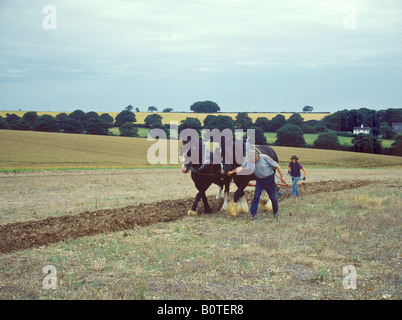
[
  {"x1": 1, "y1": 129, "x2": 401, "y2": 170},
  {"x1": 0, "y1": 110, "x2": 329, "y2": 125}
]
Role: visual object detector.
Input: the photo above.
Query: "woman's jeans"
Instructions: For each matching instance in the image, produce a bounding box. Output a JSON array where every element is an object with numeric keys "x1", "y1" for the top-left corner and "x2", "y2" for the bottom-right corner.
[
  {"x1": 291, "y1": 175, "x2": 301, "y2": 196},
  {"x1": 250, "y1": 174, "x2": 278, "y2": 216}
]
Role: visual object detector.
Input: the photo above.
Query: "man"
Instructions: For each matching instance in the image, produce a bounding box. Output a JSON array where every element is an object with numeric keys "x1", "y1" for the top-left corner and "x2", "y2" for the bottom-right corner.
[
  {"x1": 287, "y1": 155, "x2": 307, "y2": 199},
  {"x1": 228, "y1": 149, "x2": 286, "y2": 220}
]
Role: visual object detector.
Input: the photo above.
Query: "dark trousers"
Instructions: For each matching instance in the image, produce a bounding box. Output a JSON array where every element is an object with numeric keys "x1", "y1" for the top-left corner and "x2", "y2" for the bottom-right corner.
[{"x1": 250, "y1": 174, "x2": 278, "y2": 216}]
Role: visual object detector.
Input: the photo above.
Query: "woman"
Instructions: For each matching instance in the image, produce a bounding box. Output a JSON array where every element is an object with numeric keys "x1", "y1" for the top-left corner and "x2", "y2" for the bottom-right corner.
[{"x1": 287, "y1": 155, "x2": 307, "y2": 198}]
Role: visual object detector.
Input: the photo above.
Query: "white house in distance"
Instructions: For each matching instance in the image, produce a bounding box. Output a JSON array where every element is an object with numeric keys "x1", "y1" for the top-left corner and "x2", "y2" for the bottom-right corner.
[{"x1": 353, "y1": 124, "x2": 371, "y2": 134}]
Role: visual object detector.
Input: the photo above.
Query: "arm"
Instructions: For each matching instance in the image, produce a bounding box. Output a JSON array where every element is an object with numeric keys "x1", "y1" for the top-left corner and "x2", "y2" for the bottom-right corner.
[
  {"x1": 228, "y1": 166, "x2": 243, "y2": 176},
  {"x1": 276, "y1": 164, "x2": 286, "y2": 183}
]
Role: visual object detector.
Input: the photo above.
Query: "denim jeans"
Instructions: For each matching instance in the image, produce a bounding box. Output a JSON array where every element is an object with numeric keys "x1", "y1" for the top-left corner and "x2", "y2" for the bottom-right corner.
[
  {"x1": 291, "y1": 175, "x2": 301, "y2": 196},
  {"x1": 250, "y1": 174, "x2": 278, "y2": 216}
]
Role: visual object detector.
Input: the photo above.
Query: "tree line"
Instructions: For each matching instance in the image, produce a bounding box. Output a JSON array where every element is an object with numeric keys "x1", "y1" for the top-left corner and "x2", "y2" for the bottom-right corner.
[{"x1": 1, "y1": 106, "x2": 401, "y2": 156}]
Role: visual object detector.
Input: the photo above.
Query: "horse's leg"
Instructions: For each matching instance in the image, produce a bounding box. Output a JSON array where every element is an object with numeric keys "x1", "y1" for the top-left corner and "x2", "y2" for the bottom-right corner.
[
  {"x1": 227, "y1": 176, "x2": 250, "y2": 217},
  {"x1": 188, "y1": 173, "x2": 213, "y2": 216},
  {"x1": 201, "y1": 191, "x2": 212, "y2": 214},
  {"x1": 216, "y1": 184, "x2": 223, "y2": 199},
  {"x1": 221, "y1": 175, "x2": 231, "y2": 211}
]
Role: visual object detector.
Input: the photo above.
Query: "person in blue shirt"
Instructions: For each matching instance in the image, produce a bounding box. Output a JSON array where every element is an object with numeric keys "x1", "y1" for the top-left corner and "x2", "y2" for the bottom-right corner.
[
  {"x1": 287, "y1": 155, "x2": 307, "y2": 198},
  {"x1": 228, "y1": 149, "x2": 286, "y2": 220}
]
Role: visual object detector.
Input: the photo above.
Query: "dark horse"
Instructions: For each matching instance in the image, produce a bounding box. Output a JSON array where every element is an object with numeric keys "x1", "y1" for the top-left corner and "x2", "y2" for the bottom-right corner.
[
  {"x1": 221, "y1": 137, "x2": 279, "y2": 216},
  {"x1": 181, "y1": 138, "x2": 231, "y2": 216}
]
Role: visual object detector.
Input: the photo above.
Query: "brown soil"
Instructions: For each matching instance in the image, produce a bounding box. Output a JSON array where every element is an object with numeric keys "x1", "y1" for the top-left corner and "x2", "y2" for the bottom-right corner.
[{"x1": 0, "y1": 180, "x2": 373, "y2": 254}]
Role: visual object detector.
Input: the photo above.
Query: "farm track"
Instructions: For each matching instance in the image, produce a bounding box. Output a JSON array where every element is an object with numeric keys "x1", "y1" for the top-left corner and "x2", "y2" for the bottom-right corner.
[{"x1": 0, "y1": 180, "x2": 373, "y2": 254}]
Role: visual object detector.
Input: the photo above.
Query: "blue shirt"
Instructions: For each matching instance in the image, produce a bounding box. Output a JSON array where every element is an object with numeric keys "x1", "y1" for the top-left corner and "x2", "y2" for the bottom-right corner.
[{"x1": 242, "y1": 154, "x2": 278, "y2": 179}]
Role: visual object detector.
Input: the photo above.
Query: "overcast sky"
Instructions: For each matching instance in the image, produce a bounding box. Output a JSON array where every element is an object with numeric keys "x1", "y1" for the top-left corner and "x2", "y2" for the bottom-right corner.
[{"x1": 0, "y1": 0, "x2": 401, "y2": 113}]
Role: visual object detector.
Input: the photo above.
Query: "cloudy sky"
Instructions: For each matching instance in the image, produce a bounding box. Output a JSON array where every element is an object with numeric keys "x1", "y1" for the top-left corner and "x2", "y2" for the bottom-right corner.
[{"x1": 0, "y1": 0, "x2": 401, "y2": 113}]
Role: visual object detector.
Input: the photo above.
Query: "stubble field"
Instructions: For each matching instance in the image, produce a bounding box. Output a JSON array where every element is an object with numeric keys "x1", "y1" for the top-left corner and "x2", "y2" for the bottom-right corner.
[{"x1": 0, "y1": 168, "x2": 401, "y2": 300}]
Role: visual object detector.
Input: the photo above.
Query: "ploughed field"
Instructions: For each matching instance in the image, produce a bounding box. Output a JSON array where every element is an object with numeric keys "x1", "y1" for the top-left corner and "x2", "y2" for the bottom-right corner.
[{"x1": 0, "y1": 168, "x2": 400, "y2": 300}]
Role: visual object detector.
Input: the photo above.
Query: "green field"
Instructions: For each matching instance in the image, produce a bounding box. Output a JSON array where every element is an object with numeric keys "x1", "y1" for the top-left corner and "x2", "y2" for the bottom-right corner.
[
  {"x1": 109, "y1": 127, "x2": 395, "y2": 148},
  {"x1": 263, "y1": 132, "x2": 394, "y2": 148},
  {"x1": 1, "y1": 129, "x2": 401, "y2": 171}
]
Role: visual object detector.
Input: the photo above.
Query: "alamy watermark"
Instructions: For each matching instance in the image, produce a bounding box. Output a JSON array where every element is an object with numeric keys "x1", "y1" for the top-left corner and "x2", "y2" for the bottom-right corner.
[
  {"x1": 146, "y1": 122, "x2": 256, "y2": 175},
  {"x1": 42, "y1": 265, "x2": 57, "y2": 290},
  {"x1": 342, "y1": 4, "x2": 357, "y2": 30},
  {"x1": 342, "y1": 265, "x2": 357, "y2": 289},
  {"x1": 42, "y1": 5, "x2": 57, "y2": 30}
]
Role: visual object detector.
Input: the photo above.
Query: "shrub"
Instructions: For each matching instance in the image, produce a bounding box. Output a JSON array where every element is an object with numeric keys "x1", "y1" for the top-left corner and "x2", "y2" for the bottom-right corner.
[
  {"x1": 352, "y1": 133, "x2": 382, "y2": 154},
  {"x1": 119, "y1": 122, "x2": 139, "y2": 137},
  {"x1": 204, "y1": 115, "x2": 235, "y2": 132},
  {"x1": 60, "y1": 118, "x2": 84, "y2": 134},
  {"x1": 390, "y1": 133, "x2": 402, "y2": 156},
  {"x1": 275, "y1": 124, "x2": 306, "y2": 147},
  {"x1": 254, "y1": 117, "x2": 271, "y2": 132},
  {"x1": 32, "y1": 115, "x2": 60, "y2": 132},
  {"x1": 313, "y1": 131, "x2": 341, "y2": 150},
  {"x1": 114, "y1": 110, "x2": 136, "y2": 127},
  {"x1": 249, "y1": 126, "x2": 268, "y2": 145},
  {"x1": 0, "y1": 117, "x2": 10, "y2": 129},
  {"x1": 85, "y1": 118, "x2": 110, "y2": 135}
]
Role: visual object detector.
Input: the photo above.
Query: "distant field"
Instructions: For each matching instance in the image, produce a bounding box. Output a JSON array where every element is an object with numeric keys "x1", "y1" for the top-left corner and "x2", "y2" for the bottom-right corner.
[
  {"x1": 0, "y1": 110, "x2": 329, "y2": 125},
  {"x1": 1, "y1": 129, "x2": 401, "y2": 170}
]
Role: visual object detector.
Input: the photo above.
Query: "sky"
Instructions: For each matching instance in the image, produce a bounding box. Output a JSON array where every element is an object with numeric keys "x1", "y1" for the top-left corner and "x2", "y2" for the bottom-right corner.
[{"x1": 0, "y1": 0, "x2": 401, "y2": 113}]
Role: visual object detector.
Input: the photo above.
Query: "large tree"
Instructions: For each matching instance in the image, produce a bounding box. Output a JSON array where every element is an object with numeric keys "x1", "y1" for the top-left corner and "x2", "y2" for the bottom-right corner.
[
  {"x1": 287, "y1": 113, "x2": 304, "y2": 126},
  {"x1": 249, "y1": 126, "x2": 268, "y2": 145},
  {"x1": 269, "y1": 114, "x2": 286, "y2": 132},
  {"x1": 100, "y1": 113, "x2": 114, "y2": 127},
  {"x1": 190, "y1": 101, "x2": 220, "y2": 113},
  {"x1": 69, "y1": 110, "x2": 88, "y2": 128},
  {"x1": 60, "y1": 118, "x2": 84, "y2": 134},
  {"x1": 0, "y1": 118, "x2": 10, "y2": 129},
  {"x1": 86, "y1": 111, "x2": 100, "y2": 120},
  {"x1": 275, "y1": 124, "x2": 306, "y2": 147},
  {"x1": 144, "y1": 113, "x2": 163, "y2": 128},
  {"x1": 352, "y1": 133, "x2": 382, "y2": 154},
  {"x1": 32, "y1": 115, "x2": 60, "y2": 132},
  {"x1": 22, "y1": 111, "x2": 38, "y2": 126},
  {"x1": 379, "y1": 122, "x2": 396, "y2": 139},
  {"x1": 313, "y1": 131, "x2": 341, "y2": 150},
  {"x1": 253, "y1": 117, "x2": 271, "y2": 132},
  {"x1": 85, "y1": 118, "x2": 110, "y2": 135},
  {"x1": 10, "y1": 118, "x2": 31, "y2": 131},
  {"x1": 114, "y1": 110, "x2": 136, "y2": 127},
  {"x1": 234, "y1": 112, "x2": 253, "y2": 130},
  {"x1": 178, "y1": 117, "x2": 202, "y2": 134},
  {"x1": 119, "y1": 122, "x2": 139, "y2": 137},
  {"x1": 55, "y1": 113, "x2": 69, "y2": 124},
  {"x1": 303, "y1": 106, "x2": 314, "y2": 113},
  {"x1": 204, "y1": 115, "x2": 235, "y2": 132},
  {"x1": 390, "y1": 133, "x2": 402, "y2": 156}
]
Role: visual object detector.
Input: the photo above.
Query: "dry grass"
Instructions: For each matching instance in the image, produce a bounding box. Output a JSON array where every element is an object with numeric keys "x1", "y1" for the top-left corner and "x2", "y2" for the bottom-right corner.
[
  {"x1": 1, "y1": 130, "x2": 401, "y2": 170},
  {"x1": 0, "y1": 181, "x2": 400, "y2": 300}
]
